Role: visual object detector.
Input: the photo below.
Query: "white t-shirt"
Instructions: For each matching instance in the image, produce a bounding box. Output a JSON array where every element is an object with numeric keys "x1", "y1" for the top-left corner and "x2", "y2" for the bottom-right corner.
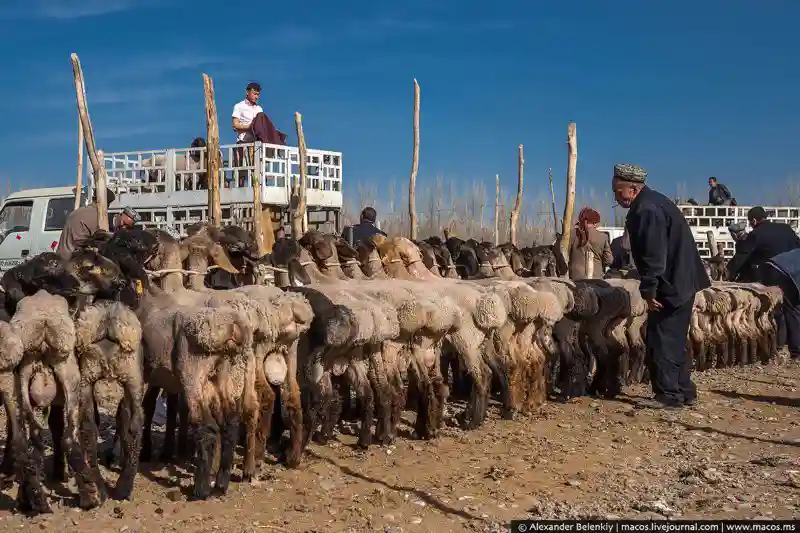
[{"x1": 232, "y1": 99, "x2": 263, "y2": 142}]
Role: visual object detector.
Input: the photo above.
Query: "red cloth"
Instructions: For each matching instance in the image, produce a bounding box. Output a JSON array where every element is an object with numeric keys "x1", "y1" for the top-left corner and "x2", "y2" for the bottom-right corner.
[{"x1": 250, "y1": 112, "x2": 287, "y2": 145}]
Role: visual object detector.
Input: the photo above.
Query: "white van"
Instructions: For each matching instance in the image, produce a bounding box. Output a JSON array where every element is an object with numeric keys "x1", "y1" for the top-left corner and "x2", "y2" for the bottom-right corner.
[{"x1": 0, "y1": 186, "x2": 112, "y2": 273}]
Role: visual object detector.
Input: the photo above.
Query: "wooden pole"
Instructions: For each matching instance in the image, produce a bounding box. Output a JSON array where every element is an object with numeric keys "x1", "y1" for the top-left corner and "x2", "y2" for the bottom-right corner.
[
  {"x1": 558, "y1": 123, "x2": 578, "y2": 274},
  {"x1": 409, "y1": 78, "x2": 420, "y2": 240},
  {"x1": 494, "y1": 174, "x2": 500, "y2": 245},
  {"x1": 547, "y1": 167, "x2": 558, "y2": 231},
  {"x1": 706, "y1": 230, "x2": 717, "y2": 256},
  {"x1": 203, "y1": 73, "x2": 222, "y2": 227},
  {"x1": 509, "y1": 144, "x2": 524, "y2": 246},
  {"x1": 95, "y1": 149, "x2": 108, "y2": 229},
  {"x1": 291, "y1": 112, "x2": 308, "y2": 238},
  {"x1": 252, "y1": 143, "x2": 266, "y2": 256},
  {"x1": 70, "y1": 53, "x2": 108, "y2": 230},
  {"x1": 75, "y1": 117, "x2": 84, "y2": 210}
]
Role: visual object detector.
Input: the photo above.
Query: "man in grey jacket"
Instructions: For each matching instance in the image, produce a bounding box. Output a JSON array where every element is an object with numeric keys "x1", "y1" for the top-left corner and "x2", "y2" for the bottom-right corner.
[{"x1": 56, "y1": 188, "x2": 115, "y2": 260}]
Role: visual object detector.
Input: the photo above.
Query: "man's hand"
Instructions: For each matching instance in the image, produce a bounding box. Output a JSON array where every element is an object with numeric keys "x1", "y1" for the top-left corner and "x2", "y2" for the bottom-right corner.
[{"x1": 645, "y1": 296, "x2": 663, "y2": 311}]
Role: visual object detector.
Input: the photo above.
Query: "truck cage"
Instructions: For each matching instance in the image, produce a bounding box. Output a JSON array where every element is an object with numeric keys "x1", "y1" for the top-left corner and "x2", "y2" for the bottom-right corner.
[{"x1": 88, "y1": 140, "x2": 343, "y2": 237}]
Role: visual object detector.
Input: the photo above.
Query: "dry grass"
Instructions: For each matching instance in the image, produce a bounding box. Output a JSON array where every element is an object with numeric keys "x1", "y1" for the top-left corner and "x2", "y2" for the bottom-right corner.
[{"x1": 342, "y1": 175, "x2": 623, "y2": 245}]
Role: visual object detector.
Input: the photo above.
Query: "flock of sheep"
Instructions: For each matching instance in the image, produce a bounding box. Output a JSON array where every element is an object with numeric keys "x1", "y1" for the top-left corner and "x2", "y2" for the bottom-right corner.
[{"x1": 0, "y1": 223, "x2": 787, "y2": 516}]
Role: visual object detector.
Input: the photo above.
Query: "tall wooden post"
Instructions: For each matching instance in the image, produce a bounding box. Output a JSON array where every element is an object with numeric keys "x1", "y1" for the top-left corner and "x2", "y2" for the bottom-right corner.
[
  {"x1": 494, "y1": 174, "x2": 500, "y2": 245},
  {"x1": 70, "y1": 53, "x2": 108, "y2": 230},
  {"x1": 559, "y1": 123, "x2": 578, "y2": 274},
  {"x1": 409, "y1": 78, "x2": 420, "y2": 240},
  {"x1": 252, "y1": 143, "x2": 267, "y2": 256},
  {"x1": 547, "y1": 167, "x2": 558, "y2": 231},
  {"x1": 95, "y1": 149, "x2": 108, "y2": 229},
  {"x1": 292, "y1": 112, "x2": 308, "y2": 238},
  {"x1": 75, "y1": 118, "x2": 84, "y2": 210},
  {"x1": 509, "y1": 144, "x2": 524, "y2": 246},
  {"x1": 203, "y1": 73, "x2": 222, "y2": 227}
]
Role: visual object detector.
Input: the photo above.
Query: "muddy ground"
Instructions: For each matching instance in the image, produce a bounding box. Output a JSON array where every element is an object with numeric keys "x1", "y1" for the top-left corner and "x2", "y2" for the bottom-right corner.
[{"x1": 0, "y1": 360, "x2": 798, "y2": 533}]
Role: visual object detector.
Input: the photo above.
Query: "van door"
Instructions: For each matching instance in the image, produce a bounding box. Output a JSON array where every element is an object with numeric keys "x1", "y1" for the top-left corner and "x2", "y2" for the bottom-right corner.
[
  {"x1": 0, "y1": 199, "x2": 34, "y2": 272},
  {"x1": 38, "y1": 196, "x2": 76, "y2": 255}
]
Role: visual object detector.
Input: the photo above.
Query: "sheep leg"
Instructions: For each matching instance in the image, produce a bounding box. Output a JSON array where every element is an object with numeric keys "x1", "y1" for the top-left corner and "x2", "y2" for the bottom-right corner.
[
  {"x1": 77, "y1": 381, "x2": 108, "y2": 504},
  {"x1": 47, "y1": 405, "x2": 67, "y2": 482},
  {"x1": 139, "y1": 385, "x2": 160, "y2": 462},
  {"x1": 112, "y1": 376, "x2": 143, "y2": 501},
  {"x1": 212, "y1": 382, "x2": 239, "y2": 497},
  {"x1": 486, "y1": 328, "x2": 514, "y2": 419},
  {"x1": 409, "y1": 356, "x2": 432, "y2": 440},
  {"x1": 2, "y1": 374, "x2": 50, "y2": 514},
  {"x1": 367, "y1": 347, "x2": 392, "y2": 445},
  {"x1": 315, "y1": 373, "x2": 341, "y2": 445},
  {"x1": 154, "y1": 392, "x2": 178, "y2": 463},
  {"x1": 0, "y1": 415, "x2": 12, "y2": 477},
  {"x1": 53, "y1": 355, "x2": 103, "y2": 510},
  {"x1": 253, "y1": 377, "x2": 276, "y2": 467},
  {"x1": 351, "y1": 361, "x2": 374, "y2": 449},
  {"x1": 449, "y1": 331, "x2": 491, "y2": 430},
  {"x1": 241, "y1": 350, "x2": 262, "y2": 483},
  {"x1": 185, "y1": 381, "x2": 219, "y2": 501},
  {"x1": 177, "y1": 395, "x2": 191, "y2": 460},
  {"x1": 282, "y1": 362, "x2": 303, "y2": 468}
]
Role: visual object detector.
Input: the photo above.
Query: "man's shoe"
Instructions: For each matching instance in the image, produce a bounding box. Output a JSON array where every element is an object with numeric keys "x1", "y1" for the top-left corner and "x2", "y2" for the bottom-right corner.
[{"x1": 684, "y1": 398, "x2": 697, "y2": 407}]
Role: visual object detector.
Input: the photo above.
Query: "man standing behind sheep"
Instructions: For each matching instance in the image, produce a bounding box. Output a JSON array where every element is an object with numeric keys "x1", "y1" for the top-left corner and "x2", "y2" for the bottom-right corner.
[{"x1": 611, "y1": 164, "x2": 711, "y2": 409}]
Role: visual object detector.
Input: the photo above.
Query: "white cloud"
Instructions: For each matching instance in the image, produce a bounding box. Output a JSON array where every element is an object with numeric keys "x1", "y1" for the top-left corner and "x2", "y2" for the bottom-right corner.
[{"x1": 0, "y1": 0, "x2": 155, "y2": 19}]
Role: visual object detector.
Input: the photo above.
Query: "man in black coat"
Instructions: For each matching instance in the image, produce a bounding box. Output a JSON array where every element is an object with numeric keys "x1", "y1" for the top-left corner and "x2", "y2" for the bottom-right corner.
[
  {"x1": 612, "y1": 164, "x2": 711, "y2": 409},
  {"x1": 726, "y1": 206, "x2": 800, "y2": 283},
  {"x1": 727, "y1": 206, "x2": 800, "y2": 358},
  {"x1": 341, "y1": 206, "x2": 387, "y2": 247}
]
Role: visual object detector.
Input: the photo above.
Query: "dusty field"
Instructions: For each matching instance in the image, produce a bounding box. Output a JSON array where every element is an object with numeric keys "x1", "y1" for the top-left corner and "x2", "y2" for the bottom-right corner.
[{"x1": 0, "y1": 360, "x2": 799, "y2": 533}]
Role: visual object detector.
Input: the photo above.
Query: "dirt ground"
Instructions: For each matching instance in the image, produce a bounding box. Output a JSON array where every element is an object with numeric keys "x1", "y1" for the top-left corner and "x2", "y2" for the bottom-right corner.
[{"x1": 0, "y1": 359, "x2": 798, "y2": 533}]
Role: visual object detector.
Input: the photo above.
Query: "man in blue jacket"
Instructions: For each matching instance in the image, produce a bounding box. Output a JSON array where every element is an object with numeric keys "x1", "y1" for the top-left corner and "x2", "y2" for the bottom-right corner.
[{"x1": 612, "y1": 164, "x2": 712, "y2": 409}]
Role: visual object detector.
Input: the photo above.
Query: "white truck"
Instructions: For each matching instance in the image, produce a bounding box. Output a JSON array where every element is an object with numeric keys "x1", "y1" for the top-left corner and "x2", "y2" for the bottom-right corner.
[{"x1": 0, "y1": 139, "x2": 343, "y2": 273}]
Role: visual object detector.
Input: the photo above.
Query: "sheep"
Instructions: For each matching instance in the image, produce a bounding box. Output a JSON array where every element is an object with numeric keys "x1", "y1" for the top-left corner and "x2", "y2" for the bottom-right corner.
[
  {"x1": 106, "y1": 230, "x2": 255, "y2": 500},
  {"x1": 0, "y1": 321, "x2": 33, "y2": 511},
  {"x1": 73, "y1": 300, "x2": 144, "y2": 501},
  {"x1": 290, "y1": 283, "x2": 400, "y2": 449},
  {"x1": 374, "y1": 236, "x2": 509, "y2": 428},
  {"x1": 10, "y1": 290, "x2": 98, "y2": 513}
]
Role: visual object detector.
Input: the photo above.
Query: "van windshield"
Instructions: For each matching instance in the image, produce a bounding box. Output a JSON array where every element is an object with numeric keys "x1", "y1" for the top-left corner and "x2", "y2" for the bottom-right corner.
[{"x1": 0, "y1": 200, "x2": 33, "y2": 241}]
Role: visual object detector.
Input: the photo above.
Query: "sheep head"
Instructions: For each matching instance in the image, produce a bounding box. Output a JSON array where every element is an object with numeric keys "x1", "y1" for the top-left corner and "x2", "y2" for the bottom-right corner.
[{"x1": 271, "y1": 237, "x2": 312, "y2": 287}]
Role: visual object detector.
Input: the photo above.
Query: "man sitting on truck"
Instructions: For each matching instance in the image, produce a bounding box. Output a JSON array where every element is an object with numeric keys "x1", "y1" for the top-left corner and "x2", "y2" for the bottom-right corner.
[
  {"x1": 56, "y1": 188, "x2": 115, "y2": 260},
  {"x1": 708, "y1": 176, "x2": 734, "y2": 206},
  {"x1": 341, "y1": 207, "x2": 387, "y2": 247}
]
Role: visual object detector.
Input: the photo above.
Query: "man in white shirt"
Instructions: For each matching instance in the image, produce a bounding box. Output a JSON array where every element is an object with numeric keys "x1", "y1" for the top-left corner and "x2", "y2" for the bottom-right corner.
[{"x1": 232, "y1": 82, "x2": 263, "y2": 185}]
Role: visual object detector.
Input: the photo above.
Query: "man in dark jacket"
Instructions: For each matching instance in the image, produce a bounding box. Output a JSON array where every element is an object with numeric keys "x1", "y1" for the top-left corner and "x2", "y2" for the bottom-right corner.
[
  {"x1": 341, "y1": 206, "x2": 387, "y2": 247},
  {"x1": 726, "y1": 206, "x2": 800, "y2": 282},
  {"x1": 708, "y1": 177, "x2": 733, "y2": 205},
  {"x1": 612, "y1": 163, "x2": 711, "y2": 409},
  {"x1": 727, "y1": 206, "x2": 800, "y2": 358}
]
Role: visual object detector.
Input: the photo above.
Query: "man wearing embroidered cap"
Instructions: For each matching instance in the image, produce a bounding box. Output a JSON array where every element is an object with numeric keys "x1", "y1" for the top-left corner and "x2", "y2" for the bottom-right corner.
[
  {"x1": 114, "y1": 206, "x2": 140, "y2": 230},
  {"x1": 612, "y1": 164, "x2": 711, "y2": 409}
]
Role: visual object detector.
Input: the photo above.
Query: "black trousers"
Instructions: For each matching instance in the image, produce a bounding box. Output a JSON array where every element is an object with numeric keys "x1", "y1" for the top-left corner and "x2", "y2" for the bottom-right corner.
[
  {"x1": 784, "y1": 299, "x2": 800, "y2": 358},
  {"x1": 645, "y1": 297, "x2": 697, "y2": 405}
]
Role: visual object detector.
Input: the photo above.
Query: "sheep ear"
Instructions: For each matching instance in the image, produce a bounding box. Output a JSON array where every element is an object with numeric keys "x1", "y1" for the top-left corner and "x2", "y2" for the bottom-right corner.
[
  {"x1": 208, "y1": 243, "x2": 239, "y2": 274},
  {"x1": 179, "y1": 242, "x2": 190, "y2": 262}
]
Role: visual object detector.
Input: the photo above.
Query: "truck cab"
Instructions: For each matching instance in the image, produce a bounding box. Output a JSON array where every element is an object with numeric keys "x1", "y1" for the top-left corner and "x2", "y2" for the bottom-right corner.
[{"x1": 0, "y1": 186, "x2": 83, "y2": 272}]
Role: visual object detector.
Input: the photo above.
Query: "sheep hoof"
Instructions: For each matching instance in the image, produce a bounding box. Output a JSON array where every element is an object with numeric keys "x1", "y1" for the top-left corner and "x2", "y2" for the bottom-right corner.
[
  {"x1": 17, "y1": 496, "x2": 52, "y2": 516},
  {"x1": 78, "y1": 492, "x2": 104, "y2": 511}
]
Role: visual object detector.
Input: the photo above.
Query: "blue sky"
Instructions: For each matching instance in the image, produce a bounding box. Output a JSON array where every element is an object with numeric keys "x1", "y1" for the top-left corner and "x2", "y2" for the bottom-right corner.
[{"x1": 0, "y1": 0, "x2": 798, "y2": 217}]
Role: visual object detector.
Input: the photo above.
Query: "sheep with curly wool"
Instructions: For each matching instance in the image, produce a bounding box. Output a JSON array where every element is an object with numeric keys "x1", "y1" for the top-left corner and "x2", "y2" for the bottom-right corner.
[
  {"x1": 73, "y1": 300, "x2": 144, "y2": 502},
  {"x1": 9, "y1": 290, "x2": 98, "y2": 514},
  {"x1": 290, "y1": 282, "x2": 399, "y2": 449},
  {"x1": 376, "y1": 237, "x2": 508, "y2": 428}
]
